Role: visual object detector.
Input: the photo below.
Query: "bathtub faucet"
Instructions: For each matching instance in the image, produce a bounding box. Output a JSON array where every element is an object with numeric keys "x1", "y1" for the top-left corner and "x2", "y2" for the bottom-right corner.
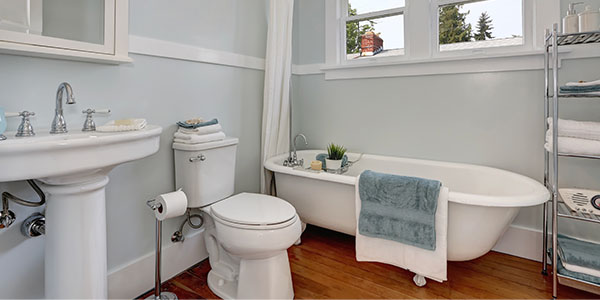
[{"x1": 283, "y1": 133, "x2": 308, "y2": 167}]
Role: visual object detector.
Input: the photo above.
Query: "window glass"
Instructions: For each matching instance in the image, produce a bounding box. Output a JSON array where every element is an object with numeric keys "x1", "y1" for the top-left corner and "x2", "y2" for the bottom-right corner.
[
  {"x1": 347, "y1": 14, "x2": 404, "y2": 60},
  {"x1": 439, "y1": 0, "x2": 523, "y2": 51}
]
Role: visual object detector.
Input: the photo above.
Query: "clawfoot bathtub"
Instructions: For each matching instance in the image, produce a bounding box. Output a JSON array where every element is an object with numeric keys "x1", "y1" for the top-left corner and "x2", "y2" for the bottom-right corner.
[{"x1": 265, "y1": 150, "x2": 549, "y2": 261}]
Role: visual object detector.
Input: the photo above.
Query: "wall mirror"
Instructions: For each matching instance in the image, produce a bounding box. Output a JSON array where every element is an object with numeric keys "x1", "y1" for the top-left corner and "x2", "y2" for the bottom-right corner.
[{"x1": 0, "y1": 0, "x2": 130, "y2": 64}]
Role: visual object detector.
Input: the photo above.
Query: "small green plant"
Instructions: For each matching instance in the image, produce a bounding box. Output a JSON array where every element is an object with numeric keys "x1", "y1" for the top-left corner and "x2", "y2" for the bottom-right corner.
[{"x1": 327, "y1": 143, "x2": 347, "y2": 160}]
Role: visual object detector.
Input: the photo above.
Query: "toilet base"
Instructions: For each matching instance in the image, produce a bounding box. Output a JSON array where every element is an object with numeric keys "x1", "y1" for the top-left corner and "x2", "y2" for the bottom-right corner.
[{"x1": 207, "y1": 251, "x2": 294, "y2": 299}]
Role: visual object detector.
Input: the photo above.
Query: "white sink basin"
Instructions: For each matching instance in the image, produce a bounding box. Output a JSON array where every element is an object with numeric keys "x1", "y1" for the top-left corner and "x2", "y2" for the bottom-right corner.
[
  {"x1": 0, "y1": 125, "x2": 162, "y2": 299},
  {"x1": 0, "y1": 125, "x2": 162, "y2": 182}
]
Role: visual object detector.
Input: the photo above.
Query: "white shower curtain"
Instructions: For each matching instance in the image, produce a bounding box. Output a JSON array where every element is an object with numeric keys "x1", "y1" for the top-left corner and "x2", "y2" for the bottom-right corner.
[{"x1": 261, "y1": 0, "x2": 294, "y2": 193}]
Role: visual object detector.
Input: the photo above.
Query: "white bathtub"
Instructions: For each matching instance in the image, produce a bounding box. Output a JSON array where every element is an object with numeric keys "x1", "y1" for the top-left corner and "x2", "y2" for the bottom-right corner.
[{"x1": 265, "y1": 150, "x2": 549, "y2": 261}]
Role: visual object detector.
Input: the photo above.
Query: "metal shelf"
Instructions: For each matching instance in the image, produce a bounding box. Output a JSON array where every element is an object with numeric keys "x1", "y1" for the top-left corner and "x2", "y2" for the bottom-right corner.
[
  {"x1": 557, "y1": 31, "x2": 600, "y2": 46},
  {"x1": 558, "y1": 274, "x2": 600, "y2": 295},
  {"x1": 544, "y1": 24, "x2": 600, "y2": 298},
  {"x1": 557, "y1": 197, "x2": 600, "y2": 224}
]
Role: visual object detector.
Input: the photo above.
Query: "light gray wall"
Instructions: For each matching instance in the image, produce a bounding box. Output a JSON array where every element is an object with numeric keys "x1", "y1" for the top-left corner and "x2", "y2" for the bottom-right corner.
[
  {"x1": 0, "y1": 1, "x2": 267, "y2": 298},
  {"x1": 291, "y1": 0, "x2": 600, "y2": 242},
  {"x1": 130, "y1": 0, "x2": 268, "y2": 58}
]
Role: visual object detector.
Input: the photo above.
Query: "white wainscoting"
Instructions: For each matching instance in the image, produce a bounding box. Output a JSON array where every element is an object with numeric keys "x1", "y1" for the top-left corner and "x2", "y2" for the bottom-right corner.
[{"x1": 107, "y1": 230, "x2": 208, "y2": 299}]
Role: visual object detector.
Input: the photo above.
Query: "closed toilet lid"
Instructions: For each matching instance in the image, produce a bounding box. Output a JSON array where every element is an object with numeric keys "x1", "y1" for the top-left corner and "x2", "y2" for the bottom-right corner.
[{"x1": 211, "y1": 193, "x2": 296, "y2": 226}]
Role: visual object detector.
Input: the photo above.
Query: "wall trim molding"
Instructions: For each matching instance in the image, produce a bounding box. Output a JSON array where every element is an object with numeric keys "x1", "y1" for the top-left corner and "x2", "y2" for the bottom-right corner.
[
  {"x1": 107, "y1": 230, "x2": 208, "y2": 299},
  {"x1": 129, "y1": 35, "x2": 266, "y2": 71},
  {"x1": 493, "y1": 224, "x2": 545, "y2": 263}
]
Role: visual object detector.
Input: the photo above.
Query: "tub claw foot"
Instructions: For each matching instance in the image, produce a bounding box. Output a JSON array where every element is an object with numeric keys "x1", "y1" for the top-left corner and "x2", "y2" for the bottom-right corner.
[{"x1": 413, "y1": 274, "x2": 426, "y2": 287}]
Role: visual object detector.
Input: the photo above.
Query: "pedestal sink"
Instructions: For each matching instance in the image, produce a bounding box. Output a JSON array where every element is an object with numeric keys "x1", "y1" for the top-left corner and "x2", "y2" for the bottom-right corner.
[{"x1": 0, "y1": 125, "x2": 162, "y2": 299}]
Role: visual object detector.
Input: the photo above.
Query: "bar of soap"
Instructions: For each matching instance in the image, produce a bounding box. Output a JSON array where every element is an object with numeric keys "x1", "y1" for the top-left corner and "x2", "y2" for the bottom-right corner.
[
  {"x1": 114, "y1": 119, "x2": 135, "y2": 126},
  {"x1": 311, "y1": 160, "x2": 322, "y2": 171}
]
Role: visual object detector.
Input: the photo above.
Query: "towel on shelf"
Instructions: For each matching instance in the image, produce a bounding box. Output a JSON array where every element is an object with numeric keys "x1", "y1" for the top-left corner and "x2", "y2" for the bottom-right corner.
[
  {"x1": 173, "y1": 131, "x2": 226, "y2": 144},
  {"x1": 97, "y1": 119, "x2": 147, "y2": 132},
  {"x1": 315, "y1": 153, "x2": 349, "y2": 170},
  {"x1": 547, "y1": 118, "x2": 600, "y2": 141},
  {"x1": 566, "y1": 79, "x2": 600, "y2": 87},
  {"x1": 355, "y1": 170, "x2": 449, "y2": 282},
  {"x1": 177, "y1": 124, "x2": 222, "y2": 135},
  {"x1": 177, "y1": 118, "x2": 218, "y2": 129},
  {"x1": 556, "y1": 254, "x2": 600, "y2": 285},
  {"x1": 557, "y1": 235, "x2": 600, "y2": 277},
  {"x1": 545, "y1": 131, "x2": 600, "y2": 156}
]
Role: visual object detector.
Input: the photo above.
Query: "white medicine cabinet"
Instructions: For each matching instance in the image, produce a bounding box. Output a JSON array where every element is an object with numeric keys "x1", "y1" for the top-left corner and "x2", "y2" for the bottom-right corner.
[{"x1": 0, "y1": 0, "x2": 130, "y2": 64}]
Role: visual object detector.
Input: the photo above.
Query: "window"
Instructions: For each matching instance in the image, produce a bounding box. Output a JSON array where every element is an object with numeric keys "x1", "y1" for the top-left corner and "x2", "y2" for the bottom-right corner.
[
  {"x1": 437, "y1": 0, "x2": 523, "y2": 52},
  {"x1": 344, "y1": 0, "x2": 405, "y2": 60},
  {"x1": 325, "y1": 0, "x2": 561, "y2": 78}
]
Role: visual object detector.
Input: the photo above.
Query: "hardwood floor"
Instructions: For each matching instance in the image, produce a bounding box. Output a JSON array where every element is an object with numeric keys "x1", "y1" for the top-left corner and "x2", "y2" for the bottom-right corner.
[{"x1": 138, "y1": 225, "x2": 598, "y2": 299}]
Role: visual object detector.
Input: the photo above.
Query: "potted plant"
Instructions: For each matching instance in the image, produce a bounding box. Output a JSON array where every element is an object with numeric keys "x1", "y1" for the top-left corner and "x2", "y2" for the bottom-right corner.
[{"x1": 326, "y1": 143, "x2": 346, "y2": 170}]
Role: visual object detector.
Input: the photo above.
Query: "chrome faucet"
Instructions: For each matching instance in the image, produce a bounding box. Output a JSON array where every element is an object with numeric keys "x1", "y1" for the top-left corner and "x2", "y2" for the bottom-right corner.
[
  {"x1": 284, "y1": 133, "x2": 308, "y2": 167},
  {"x1": 50, "y1": 82, "x2": 76, "y2": 134}
]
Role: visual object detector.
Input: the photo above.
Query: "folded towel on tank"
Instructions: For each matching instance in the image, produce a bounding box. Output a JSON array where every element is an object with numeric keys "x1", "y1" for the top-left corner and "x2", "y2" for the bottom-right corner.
[
  {"x1": 177, "y1": 118, "x2": 218, "y2": 129},
  {"x1": 545, "y1": 131, "x2": 600, "y2": 156},
  {"x1": 547, "y1": 118, "x2": 600, "y2": 141},
  {"x1": 97, "y1": 119, "x2": 147, "y2": 132},
  {"x1": 355, "y1": 170, "x2": 448, "y2": 282},
  {"x1": 177, "y1": 124, "x2": 222, "y2": 135},
  {"x1": 173, "y1": 131, "x2": 225, "y2": 144}
]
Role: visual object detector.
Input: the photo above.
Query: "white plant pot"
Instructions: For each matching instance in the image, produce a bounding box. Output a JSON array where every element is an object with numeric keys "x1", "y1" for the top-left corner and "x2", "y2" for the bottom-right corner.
[{"x1": 325, "y1": 158, "x2": 342, "y2": 170}]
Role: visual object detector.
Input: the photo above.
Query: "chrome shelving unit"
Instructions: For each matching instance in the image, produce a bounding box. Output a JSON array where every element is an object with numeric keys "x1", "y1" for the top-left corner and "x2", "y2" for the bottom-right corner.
[{"x1": 542, "y1": 24, "x2": 600, "y2": 298}]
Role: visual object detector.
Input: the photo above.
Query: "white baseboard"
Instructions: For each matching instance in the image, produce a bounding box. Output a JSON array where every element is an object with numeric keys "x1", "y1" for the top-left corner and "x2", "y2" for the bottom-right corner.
[
  {"x1": 493, "y1": 225, "x2": 545, "y2": 262},
  {"x1": 107, "y1": 230, "x2": 209, "y2": 299}
]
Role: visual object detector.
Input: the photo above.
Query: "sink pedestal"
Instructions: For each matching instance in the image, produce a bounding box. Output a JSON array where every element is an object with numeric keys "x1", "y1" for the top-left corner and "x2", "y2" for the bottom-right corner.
[{"x1": 41, "y1": 174, "x2": 110, "y2": 299}]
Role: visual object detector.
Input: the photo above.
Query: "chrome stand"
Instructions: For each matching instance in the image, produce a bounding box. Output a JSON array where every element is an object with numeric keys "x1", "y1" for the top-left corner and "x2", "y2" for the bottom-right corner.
[{"x1": 146, "y1": 200, "x2": 178, "y2": 300}]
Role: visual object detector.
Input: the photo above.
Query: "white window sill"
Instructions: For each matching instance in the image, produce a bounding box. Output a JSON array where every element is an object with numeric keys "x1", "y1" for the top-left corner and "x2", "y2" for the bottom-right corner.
[{"x1": 320, "y1": 49, "x2": 549, "y2": 80}]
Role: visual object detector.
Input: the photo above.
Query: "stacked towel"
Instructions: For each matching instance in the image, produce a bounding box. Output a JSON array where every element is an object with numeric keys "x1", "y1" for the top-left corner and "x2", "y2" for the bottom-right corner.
[
  {"x1": 173, "y1": 118, "x2": 225, "y2": 144},
  {"x1": 545, "y1": 118, "x2": 600, "y2": 156},
  {"x1": 561, "y1": 79, "x2": 600, "y2": 95},
  {"x1": 557, "y1": 235, "x2": 600, "y2": 278},
  {"x1": 97, "y1": 119, "x2": 147, "y2": 132}
]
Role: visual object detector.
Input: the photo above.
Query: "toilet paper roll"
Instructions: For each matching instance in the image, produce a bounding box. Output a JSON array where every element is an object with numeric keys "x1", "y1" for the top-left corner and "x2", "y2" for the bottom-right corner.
[{"x1": 154, "y1": 190, "x2": 188, "y2": 221}]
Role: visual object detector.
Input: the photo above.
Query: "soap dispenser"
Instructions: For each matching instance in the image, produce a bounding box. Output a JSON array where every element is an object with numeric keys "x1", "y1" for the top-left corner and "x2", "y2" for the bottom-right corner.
[
  {"x1": 564, "y1": 2, "x2": 583, "y2": 34},
  {"x1": 579, "y1": 5, "x2": 600, "y2": 32}
]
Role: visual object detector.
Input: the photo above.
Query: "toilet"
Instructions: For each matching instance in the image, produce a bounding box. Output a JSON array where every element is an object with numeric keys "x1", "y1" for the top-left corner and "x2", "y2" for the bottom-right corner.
[{"x1": 173, "y1": 137, "x2": 301, "y2": 299}]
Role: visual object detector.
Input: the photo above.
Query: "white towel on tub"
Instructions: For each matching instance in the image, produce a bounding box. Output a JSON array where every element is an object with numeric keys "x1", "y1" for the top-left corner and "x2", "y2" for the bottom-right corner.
[{"x1": 355, "y1": 175, "x2": 449, "y2": 282}]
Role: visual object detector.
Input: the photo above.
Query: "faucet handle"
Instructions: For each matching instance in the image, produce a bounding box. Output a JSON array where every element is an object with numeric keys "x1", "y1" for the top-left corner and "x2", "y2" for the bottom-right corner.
[
  {"x1": 15, "y1": 111, "x2": 36, "y2": 137},
  {"x1": 82, "y1": 108, "x2": 111, "y2": 132}
]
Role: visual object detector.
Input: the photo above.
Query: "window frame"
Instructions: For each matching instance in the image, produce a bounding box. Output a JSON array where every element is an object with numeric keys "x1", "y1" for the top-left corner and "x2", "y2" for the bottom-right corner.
[
  {"x1": 341, "y1": 0, "x2": 406, "y2": 64},
  {"x1": 324, "y1": 0, "x2": 562, "y2": 78}
]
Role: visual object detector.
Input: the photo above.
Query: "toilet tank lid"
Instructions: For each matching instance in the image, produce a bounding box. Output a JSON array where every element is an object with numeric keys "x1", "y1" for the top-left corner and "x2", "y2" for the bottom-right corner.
[{"x1": 172, "y1": 137, "x2": 239, "y2": 151}]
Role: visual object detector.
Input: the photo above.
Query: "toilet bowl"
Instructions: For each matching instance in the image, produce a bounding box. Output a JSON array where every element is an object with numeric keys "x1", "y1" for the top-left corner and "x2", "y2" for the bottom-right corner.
[{"x1": 173, "y1": 138, "x2": 301, "y2": 299}]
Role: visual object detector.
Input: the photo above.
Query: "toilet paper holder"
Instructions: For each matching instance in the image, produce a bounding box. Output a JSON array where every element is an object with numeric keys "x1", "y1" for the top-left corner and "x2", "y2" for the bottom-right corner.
[
  {"x1": 145, "y1": 197, "x2": 178, "y2": 300},
  {"x1": 146, "y1": 199, "x2": 162, "y2": 211}
]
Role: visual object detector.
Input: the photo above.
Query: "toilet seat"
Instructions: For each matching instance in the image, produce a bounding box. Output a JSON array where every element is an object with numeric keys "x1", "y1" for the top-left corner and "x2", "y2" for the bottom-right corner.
[{"x1": 210, "y1": 193, "x2": 297, "y2": 229}]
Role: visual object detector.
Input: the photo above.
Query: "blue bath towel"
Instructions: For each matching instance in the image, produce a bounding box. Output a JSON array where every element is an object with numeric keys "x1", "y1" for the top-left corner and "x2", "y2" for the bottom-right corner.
[
  {"x1": 550, "y1": 248, "x2": 600, "y2": 285},
  {"x1": 315, "y1": 153, "x2": 348, "y2": 170},
  {"x1": 358, "y1": 170, "x2": 441, "y2": 251},
  {"x1": 177, "y1": 118, "x2": 219, "y2": 129},
  {"x1": 560, "y1": 85, "x2": 600, "y2": 94},
  {"x1": 558, "y1": 235, "x2": 600, "y2": 271}
]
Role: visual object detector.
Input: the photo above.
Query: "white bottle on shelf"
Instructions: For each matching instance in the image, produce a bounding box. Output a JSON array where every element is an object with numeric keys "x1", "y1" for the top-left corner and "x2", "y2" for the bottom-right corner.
[
  {"x1": 579, "y1": 5, "x2": 600, "y2": 32},
  {"x1": 563, "y1": 2, "x2": 583, "y2": 33}
]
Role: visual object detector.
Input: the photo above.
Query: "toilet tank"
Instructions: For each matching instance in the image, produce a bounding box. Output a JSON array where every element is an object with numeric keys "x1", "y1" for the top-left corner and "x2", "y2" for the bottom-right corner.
[{"x1": 173, "y1": 137, "x2": 239, "y2": 208}]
